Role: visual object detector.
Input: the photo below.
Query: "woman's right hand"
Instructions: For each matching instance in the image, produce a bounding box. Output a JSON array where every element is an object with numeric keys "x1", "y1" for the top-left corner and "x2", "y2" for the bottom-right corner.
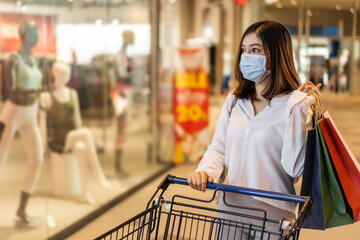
[{"x1": 187, "y1": 171, "x2": 214, "y2": 192}]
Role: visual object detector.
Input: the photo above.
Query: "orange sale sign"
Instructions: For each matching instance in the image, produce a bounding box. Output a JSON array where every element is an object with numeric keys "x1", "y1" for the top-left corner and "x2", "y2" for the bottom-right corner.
[
  {"x1": 174, "y1": 72, "x2": 209, "y2": 134},
  {"x1": 173, "y1": 47, "x2": 210, "y2": 164}
]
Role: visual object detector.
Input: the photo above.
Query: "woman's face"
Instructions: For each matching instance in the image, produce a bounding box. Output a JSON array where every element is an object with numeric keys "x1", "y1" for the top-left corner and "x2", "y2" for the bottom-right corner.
[
  {"x1": 241, "y1": 32, "x2": 265, "y2": 55},
  {"x1": 241, "y1": 32, "x2": 270, "y2": 70}
]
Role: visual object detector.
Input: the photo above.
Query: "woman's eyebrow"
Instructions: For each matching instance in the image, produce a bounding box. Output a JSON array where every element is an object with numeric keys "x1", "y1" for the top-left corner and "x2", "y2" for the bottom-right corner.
[{"x1": 241, "y1": 43, "x2": 263, "y2": 48}]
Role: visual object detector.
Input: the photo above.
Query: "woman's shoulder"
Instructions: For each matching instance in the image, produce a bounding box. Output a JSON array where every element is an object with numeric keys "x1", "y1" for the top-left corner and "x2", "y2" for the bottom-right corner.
[
  {"x1": 224, "y1": 89, "x2": 236, "y2": 103},
  {"x1": 287, "y1": 90, "x2": 315, "y2": 114},
  {"x1": 224, "y1": 89, "x2": 244, "y2": 109}
]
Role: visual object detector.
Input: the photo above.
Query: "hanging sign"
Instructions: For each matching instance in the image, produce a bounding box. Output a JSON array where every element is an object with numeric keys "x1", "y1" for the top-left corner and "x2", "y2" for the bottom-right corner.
[{"x1": 173, "y1": 47, "x2": 210, "y2": 164}]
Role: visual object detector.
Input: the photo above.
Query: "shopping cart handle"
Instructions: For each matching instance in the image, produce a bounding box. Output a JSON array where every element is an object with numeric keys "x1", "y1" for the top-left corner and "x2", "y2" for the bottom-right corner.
[{"x1": 167, "y1": 175, "x2": 308, "y2": 204}]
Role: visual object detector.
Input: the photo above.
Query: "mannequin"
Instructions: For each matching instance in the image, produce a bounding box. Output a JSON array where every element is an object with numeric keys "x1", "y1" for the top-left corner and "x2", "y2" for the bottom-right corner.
[
  {"x1": 0, "y1": 21, "x2": 44, "y2": 223},
  {"x1": 111, "y1": 30, "x2": 134, "y2": 177},
  {"x1": 40, "y1": 62, "x2": 110, "y2": 204}
]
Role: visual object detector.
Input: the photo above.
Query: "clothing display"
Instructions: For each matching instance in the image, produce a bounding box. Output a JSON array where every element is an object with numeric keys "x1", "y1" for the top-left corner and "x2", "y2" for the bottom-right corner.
[
  {"x1": 12, "y1": 52, "x2": 42, "y2": 89},
  {"x1": 196, "y1": 90, "x2": 314, "y2": 213},
  {"x1": 114, "y1": 52, "x2": 132, "y2": 85},
  {"x1": 47, "y1": 91, "x2": 76, "y2": 153},
  {"x1": 8, "y1": 52, "x2": 42, "y2": 106}
]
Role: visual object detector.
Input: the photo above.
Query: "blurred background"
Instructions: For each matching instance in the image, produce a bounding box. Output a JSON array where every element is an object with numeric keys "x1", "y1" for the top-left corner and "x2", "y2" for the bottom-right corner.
[{"x1": 0, "y1": 0, "x2": 359, "y2": 239}]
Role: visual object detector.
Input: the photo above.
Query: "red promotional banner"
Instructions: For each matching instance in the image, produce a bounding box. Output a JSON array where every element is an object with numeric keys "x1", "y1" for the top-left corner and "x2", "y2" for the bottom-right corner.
[
  {"x1": 174, "y1": 71, "x2": 209, "y2": 134},
  {"x1": 174, "y1": 47, "x2": 210, "y2": 164},
  {"x1": 234, "y1": 0, "x2": 247, "y2": 6}
]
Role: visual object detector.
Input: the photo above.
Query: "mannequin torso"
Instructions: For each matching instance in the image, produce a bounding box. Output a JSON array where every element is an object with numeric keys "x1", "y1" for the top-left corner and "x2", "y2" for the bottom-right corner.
[
  {"x1": 40, "y1": 62, "x2": 110, "y2": 203},
  {"x1": 12, "y1": 52, "x2": 42, "y2": 90}
]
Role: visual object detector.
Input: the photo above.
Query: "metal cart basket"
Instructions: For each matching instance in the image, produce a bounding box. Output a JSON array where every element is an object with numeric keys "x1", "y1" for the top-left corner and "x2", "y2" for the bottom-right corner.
[{"x1": 95, "y1": 175, "x2": 311, "y2": 240}]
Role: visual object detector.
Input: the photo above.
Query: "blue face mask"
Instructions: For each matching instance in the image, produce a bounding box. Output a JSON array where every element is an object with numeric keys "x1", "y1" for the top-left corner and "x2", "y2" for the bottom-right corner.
[{"x1": 239, "y1": 53, "x2": 270, "y2": 83}]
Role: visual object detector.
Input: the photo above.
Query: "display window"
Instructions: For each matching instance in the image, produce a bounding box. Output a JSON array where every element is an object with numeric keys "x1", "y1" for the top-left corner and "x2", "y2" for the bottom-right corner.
[
  {"x1": 0, "y1": 1, "x2": 168, "y2": 239},
  {"x1": 265, "y1": 2, "x2": 359, "y2": 95}
]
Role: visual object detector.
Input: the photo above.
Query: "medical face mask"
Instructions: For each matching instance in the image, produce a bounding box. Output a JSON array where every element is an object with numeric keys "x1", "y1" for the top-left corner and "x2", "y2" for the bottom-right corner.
[{"x1": 239, "y1": 53, "x2": 270, "y2": 83}]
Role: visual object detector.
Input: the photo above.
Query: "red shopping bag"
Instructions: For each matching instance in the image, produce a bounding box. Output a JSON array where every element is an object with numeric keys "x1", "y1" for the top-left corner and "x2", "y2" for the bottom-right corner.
[{"x1": 319, "y1": 111, "x2": 360, "y2": 221}]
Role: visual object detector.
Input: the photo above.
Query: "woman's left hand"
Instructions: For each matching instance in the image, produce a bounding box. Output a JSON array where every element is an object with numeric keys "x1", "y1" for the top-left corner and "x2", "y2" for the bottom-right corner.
[{"x1": 298, "y1": 80, "x2": 321, "y2": 96}]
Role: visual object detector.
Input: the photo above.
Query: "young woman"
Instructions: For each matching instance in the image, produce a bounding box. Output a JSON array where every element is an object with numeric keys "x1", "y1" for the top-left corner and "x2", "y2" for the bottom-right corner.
[{"x1": 187, "y1": 20, "x2": 319, "y2": 238}]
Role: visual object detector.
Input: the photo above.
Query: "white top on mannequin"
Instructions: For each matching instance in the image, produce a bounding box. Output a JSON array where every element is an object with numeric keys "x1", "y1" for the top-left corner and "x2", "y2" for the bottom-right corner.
[{"x1": 40, "y1": 62, "x2": 82, "y2": 141}]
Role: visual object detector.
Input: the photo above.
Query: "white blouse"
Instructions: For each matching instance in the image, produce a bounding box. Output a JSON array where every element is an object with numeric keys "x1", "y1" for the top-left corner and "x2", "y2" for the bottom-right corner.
[{"x1": 196, "y1": 90, "x2": 314, "y2": 212}]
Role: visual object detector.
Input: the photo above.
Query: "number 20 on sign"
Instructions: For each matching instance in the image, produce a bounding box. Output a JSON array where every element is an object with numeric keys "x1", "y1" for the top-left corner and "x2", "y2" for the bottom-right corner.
[{"x1": 176, "y1": 104, "x2": 208, "y2": 122}]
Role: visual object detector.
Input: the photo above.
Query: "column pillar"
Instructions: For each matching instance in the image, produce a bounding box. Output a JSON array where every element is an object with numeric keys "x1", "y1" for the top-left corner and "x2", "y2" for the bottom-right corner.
[
  {"x1": 150, "y1": 0, "x2": 160, "y2": 163},
  {"x1": 350, "y1": 2, "x2": 359, "y2": 95}
]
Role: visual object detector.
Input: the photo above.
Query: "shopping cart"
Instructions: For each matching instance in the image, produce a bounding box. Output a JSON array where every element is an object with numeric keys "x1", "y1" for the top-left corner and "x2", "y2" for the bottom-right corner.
[{"x1": 95, "y1": 175, "x2": 312, "y2": 240}]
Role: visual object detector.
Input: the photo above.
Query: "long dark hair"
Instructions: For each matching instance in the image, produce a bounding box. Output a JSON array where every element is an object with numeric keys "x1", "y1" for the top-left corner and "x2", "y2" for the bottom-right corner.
[{"x1": 233, "y1": 20, "x2": 300, "y2": 100}]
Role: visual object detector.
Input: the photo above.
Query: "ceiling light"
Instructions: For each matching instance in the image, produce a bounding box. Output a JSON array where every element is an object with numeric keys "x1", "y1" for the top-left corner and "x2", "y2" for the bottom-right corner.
[
  {"x1": 307, "y1": 10, "x2": 313, "y2": 16},
  {"x1": 68, "y1": 0, "x2": 74, "y2": 2},
  {"x1": 290, "y1": 0, "x2": 297, "y2": 6},
  {"x1": 95, "y1": 19, "x2": 103, "y2": 25},
  {"x1": 21, "y1": 5, "x2": 27, "y2": 12},
  {"x1": 335, "y1": 5, "x2": 341, "y2": 11},
  {"x1": 275, "y1": 3, "x2": 283, "y2": 8},
  {"x1": 265, "y1": 0, "x2": 278, "y2": 4},
  {"x1": 111, "y1": 19, "x2": 119, "y2": 25},
  {"x1": 350, "y1": 8, "x2": 355, "y2": 14}
]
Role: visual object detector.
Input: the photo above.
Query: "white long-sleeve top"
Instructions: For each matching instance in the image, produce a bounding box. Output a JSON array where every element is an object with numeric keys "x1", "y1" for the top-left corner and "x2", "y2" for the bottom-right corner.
[{"x1": 196, "y1": 90, "x2": 314, "y2": 212}]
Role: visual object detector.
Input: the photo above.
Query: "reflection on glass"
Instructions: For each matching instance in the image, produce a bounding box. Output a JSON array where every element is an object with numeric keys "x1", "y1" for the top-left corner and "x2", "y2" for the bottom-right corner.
[
  {"x1": 39, "y1": 62, "x2": 110, "y2": 205},
  {"x1": 0, "y1": 1, "x2": 165, "y2": 239}
]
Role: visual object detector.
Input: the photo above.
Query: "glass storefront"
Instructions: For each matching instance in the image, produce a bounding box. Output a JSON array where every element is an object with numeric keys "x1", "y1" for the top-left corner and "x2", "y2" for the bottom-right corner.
[
  {"x1": 264, "y1": 1, "x2": 359, "y2": 94},
  {"x1": 0, "y1": 1, "x2": 169, "y2": 239}
]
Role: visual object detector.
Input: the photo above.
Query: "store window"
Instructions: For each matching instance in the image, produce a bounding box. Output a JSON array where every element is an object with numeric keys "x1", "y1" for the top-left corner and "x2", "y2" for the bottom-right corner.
[{"x1": 0, "y1": 1, "x2": 167, "y2": 239}]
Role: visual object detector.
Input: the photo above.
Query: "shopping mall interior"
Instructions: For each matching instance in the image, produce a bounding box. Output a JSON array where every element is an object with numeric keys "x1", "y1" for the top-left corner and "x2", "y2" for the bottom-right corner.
[{"x1": 0, "y1": 0, "x2": 359, "y2": 239}]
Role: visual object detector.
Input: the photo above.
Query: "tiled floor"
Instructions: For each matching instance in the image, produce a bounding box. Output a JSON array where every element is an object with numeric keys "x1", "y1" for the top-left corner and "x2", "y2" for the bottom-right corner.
[{"x1": 70, "y1": 91, "x2": 360, "y2": 240}]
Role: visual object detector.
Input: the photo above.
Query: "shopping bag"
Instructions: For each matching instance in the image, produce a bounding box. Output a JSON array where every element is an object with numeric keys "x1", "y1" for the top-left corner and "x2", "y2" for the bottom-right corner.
[
  {"x1": 319, "y1": 111, "x2": 360, "y2": 221},
  {"x1": 300, "y1": 121, "x2": 324, "y2": 229},
  {"x1": 301, "y1": 123, "x2": 353, "y2": 229},
  {"x1": 300, "y1": 88, "x2": 354, "y2": 229},
  {"x1": 316, "y1": 123, "x2": 353, "y2": 228}
]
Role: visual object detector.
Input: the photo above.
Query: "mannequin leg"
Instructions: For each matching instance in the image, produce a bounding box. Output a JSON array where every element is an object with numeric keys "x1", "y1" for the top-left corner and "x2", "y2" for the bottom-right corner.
[
  {"x1": 115, "y1": 149, "x2": 123, "y2": 172},
  {"x1": 19, "y1": 123, "x2": 44, "y2": 194},
  {"x1": 64, "y1": 128, "x2": 110, "y2": 188},
  {"x1": 16, "y1": 120, "x2": 44, "y2": 223},
  {"x1": 72, "y1": 142, "x2": 95, "y2": 204},
  {"x1": 16, "y1": 191, "x2": 31, "y2": 223},
  {"x1": 114, "y1": 112, "x2": 128, "y2": 177}
]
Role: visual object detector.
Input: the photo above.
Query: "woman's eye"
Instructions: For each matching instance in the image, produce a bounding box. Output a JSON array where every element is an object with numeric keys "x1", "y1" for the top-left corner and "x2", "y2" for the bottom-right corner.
[
  {"x1": 241, "y1": 48, "x2": 246, "y2": 53},
  {"x1": 252, "y1": 48, "x2": 260, "y2": 53}
]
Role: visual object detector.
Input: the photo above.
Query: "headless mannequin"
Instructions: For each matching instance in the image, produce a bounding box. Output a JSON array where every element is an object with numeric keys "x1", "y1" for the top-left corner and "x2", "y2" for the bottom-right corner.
[
  {"x1": 40, "y1": 62, "x2": 110, "y2": 204},
  {"x1": 112, "y1": 30, "x2": 134, "y2": 177},
  {"x1": 0, "y1": 21, "x2": 44, "y2": 223}
]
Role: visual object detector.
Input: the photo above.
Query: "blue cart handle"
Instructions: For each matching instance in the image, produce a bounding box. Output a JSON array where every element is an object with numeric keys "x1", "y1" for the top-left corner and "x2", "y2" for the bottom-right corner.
[{"x1": 167, "y1": 175, "x2": 309, "y2": 204}]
